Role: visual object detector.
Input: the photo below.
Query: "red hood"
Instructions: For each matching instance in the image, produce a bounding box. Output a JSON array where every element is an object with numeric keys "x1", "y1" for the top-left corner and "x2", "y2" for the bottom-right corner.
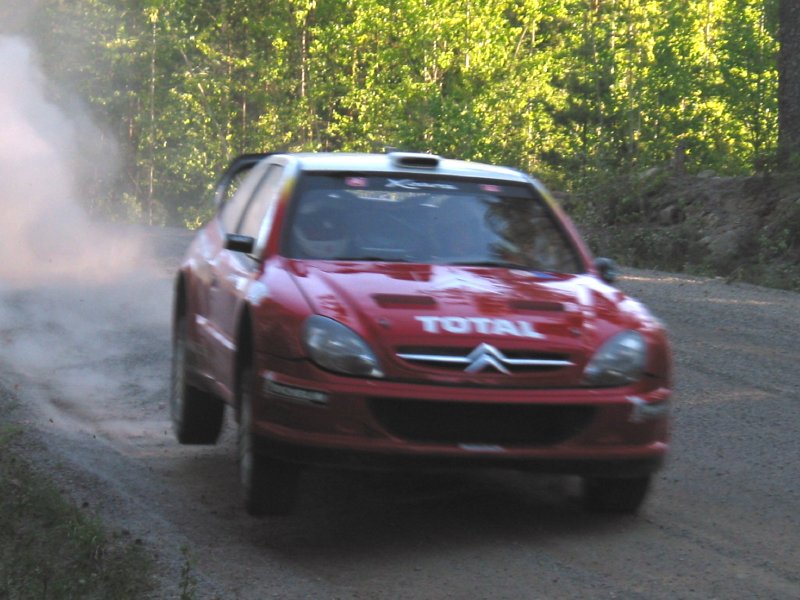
[{"x1": 287, "y1": 261, "x2": 650, "y2": 385}]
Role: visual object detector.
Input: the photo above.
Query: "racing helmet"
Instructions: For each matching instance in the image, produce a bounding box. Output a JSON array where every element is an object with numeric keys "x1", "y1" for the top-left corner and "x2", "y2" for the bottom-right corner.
[{"x1": 293, "y1": 198, "x2": 349, "y2": 258}]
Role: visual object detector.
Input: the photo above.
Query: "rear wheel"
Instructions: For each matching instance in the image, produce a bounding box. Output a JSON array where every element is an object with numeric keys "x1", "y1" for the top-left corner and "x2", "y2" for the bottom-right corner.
[
  {"x1": 171, "y1": 313, "x2": 224, "y2": 444},
  {"x1": 582, "y1": 475, "x2": 651, "y2": 514},
  {"x1": 238, "y1": 366, "x2": 299, "y2": 516}
]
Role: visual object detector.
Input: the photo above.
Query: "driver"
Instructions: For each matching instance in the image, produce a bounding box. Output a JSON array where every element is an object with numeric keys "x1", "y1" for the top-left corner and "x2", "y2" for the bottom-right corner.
[{"x1": 292, "y1": 197, "x2": 350, "y2": 258}]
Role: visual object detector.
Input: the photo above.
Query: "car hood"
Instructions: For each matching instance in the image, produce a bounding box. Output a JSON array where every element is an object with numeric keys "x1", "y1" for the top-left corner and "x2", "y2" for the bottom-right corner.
[{"x1": 287, "y1": 261, "x2": 653, "y2": 385}]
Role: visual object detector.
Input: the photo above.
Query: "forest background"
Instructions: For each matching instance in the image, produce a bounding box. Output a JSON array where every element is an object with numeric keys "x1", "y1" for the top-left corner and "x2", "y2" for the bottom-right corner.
[{"x1": 11, "y1": 0, "x2": 800, "y2": 287}]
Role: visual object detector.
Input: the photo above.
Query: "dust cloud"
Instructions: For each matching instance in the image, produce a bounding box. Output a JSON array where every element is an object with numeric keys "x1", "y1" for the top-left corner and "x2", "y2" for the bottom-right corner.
[
  {"x1": 0, "y1": 30, "x2": 174, "y2": 441},
  {"x1": 0, "y1": 35, "x2": 142, "y2": 284}
]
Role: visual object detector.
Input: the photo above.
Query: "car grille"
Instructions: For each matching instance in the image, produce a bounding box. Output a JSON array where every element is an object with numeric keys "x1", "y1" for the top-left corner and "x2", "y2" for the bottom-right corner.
[
  {"x1": 368, "y1": 398, "x2": 596, "y2": 446},
  {"x1": 396, "y1": 346, "x2": 573, "y2": 374}
]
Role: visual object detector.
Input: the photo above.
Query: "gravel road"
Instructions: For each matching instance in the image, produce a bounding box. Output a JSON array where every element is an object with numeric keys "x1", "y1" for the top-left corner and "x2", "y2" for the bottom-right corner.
[{"x1": 1, "y1": 227, "x2": 798, "y2": 600}]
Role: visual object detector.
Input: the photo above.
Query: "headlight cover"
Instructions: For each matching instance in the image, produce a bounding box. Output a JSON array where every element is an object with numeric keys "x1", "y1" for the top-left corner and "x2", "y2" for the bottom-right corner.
[
  {"x1": 303, "y1": 316, "x2": 384, "y2": 378},
  {"x1": 583, "y1": 330, "x2": 647, "y2": 386}
]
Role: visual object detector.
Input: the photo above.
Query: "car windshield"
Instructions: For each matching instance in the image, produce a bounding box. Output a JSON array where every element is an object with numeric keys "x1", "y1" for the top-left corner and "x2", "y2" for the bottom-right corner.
[{"x1": 282, "y1": 173, "x2": 584, "y2": 274}]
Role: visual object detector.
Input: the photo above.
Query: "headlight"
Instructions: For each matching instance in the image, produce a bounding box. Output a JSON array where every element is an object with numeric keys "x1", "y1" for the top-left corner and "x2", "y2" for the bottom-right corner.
[
  {"x1": 302, "y1": 316, "x2": 384, "y2": 378},
  {"x1": 583, "y1": 331, "x2": 647, "y2": 386}
]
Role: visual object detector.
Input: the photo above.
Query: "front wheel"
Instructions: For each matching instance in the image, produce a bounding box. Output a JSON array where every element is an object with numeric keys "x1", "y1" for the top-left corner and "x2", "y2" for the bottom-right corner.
[
  {"x1": 582, "y1": 475, "x2": 651, "y2": 514},
  {"x1": 171, "y1": 313, "x2": 224, "y2": 444},
  {"x1": 238, "y1": 366, "x2": 299, "y2": 516}
]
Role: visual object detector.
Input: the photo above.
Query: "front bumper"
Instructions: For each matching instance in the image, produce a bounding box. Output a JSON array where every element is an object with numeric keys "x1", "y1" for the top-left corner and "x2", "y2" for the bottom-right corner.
[{"x1": 252, "y1": 369, "x2": 670, "y2": 476}]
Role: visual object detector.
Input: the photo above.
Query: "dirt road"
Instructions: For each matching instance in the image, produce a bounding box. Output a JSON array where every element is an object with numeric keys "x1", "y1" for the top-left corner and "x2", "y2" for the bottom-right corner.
[{"x1": 1, "y1": 228, "x2": 798, "y2": 599}]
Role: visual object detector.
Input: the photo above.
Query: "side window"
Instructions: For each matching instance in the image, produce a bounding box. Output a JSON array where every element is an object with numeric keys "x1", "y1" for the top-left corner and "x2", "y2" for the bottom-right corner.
[
  {"x1": 237, "y1": 165, "x2": 284, "y2": 240},
  {"x1": 218, "y1": 161, "x2": 271, "y2": 233}
]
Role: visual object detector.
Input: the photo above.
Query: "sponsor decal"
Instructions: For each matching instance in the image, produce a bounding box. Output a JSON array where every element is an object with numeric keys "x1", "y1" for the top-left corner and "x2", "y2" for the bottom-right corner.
[
  {"x1": 415, "y1": 315, "x2": 545, "y2": 339},
  {"x1": 386, "y1": 178, "x2": 458, "y2": 191},
  {"x1": 431, "y1": 273, "x2": 500, "y2": 293},
  {"x1": 345, "y1": 176, "x2": 368, "y2": 187}
]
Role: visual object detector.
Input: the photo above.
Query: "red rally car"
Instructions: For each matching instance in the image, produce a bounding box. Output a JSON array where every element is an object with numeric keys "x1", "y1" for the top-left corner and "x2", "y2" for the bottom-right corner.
[{"x1": 171, "y1": 151, "x2": 672, "y2": 516}]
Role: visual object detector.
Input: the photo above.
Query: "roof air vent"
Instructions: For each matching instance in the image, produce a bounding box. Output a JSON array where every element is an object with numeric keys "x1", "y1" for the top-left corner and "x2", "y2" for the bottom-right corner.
[{"x1": 389, "y1": 152, "x2": 442, "y2": 169}]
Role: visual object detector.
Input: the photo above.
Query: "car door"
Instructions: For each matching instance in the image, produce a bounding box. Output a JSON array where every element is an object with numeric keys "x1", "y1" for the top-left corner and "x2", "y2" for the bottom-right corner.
[
  {"x1": 205, "y1": 163, "x2": 286, "y2": 396},
  {"x1": 192, "y1": 159, "x2": 270, "y2": 385}
]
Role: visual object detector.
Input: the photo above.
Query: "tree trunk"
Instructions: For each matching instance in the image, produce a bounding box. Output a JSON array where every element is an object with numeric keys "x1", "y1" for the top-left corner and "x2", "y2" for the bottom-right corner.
[{"x1": 778, "y1": 0, "x2": 800, "y2": 166}]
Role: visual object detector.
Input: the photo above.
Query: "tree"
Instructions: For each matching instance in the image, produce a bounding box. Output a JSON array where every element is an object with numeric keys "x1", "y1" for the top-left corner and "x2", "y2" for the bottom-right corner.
[
  {"x1": 718, "y1": 0, "x2": 778, "y2": 170},
  {"x1": 778, "y1": 0, "x2": 800, "y2": 165}
]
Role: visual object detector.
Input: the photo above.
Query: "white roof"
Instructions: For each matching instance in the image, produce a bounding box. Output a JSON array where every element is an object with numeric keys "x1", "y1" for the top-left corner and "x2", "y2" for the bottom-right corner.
[{"x1": 276, "y1": 152, "x2": 530, "y2": 183}]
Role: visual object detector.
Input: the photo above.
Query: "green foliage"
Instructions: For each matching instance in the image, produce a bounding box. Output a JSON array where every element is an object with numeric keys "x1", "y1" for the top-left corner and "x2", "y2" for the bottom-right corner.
[
  {"x1": 757, "y1": 191, "x2": 800, "y2": 262},
  {"x1": 0, "y1": 429, "x2": 153, "y2": 599},
  {"x1": 31, "y1": 0, "x2": 780, "y2": 225}
]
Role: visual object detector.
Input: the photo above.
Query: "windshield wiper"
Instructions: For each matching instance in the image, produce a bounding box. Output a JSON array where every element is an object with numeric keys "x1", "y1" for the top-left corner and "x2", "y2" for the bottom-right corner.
[
  {"x1": 333, "y1": 256, "x2": 410, "y2": 262},
  {"x1": 446, "y1": 260, "x2": 532, "y2": 270}
]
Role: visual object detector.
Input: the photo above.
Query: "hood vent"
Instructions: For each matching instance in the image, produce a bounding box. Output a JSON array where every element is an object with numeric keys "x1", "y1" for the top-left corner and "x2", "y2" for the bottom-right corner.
[
  {"x1": 509, "y1": 300, "x2": 565, "y2": 312},
  {"x1": 373, "y1": 294, "x2": 437, "y2": 308}
]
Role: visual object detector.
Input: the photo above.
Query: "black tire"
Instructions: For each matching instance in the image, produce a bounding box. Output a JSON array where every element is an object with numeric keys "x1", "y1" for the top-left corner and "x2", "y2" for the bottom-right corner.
[
  {"x1": 582, "y1": 475, "x2": 651, "y2": 514},
  {"x1": 238, "y1": 366, "x2": 299, "y2": 516},
  {"x1": 171, "y1": 313, "x2": 224, "y2": 444}
]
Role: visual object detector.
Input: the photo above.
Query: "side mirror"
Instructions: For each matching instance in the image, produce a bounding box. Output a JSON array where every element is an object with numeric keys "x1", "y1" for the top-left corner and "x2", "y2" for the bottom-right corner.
[
  {"x1": 594, "y1": 257, "x2": 619, "y2": 284},
  {"x1": 225, "y1": 233, "x2": 256, "y2": 254}
]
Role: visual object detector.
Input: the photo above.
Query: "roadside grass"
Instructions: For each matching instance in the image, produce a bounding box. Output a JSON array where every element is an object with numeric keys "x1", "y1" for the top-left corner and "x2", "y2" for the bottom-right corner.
[{"x1": 0, "y1": 425, "x2": 154, "y2": 600}]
